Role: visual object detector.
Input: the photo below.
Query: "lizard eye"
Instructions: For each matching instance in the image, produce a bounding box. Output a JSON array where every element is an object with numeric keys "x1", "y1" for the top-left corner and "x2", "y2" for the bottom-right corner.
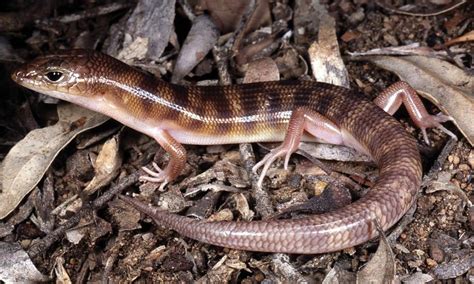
[{"x1": 45, "y1": 71, "x2": 64, "y2": 82}]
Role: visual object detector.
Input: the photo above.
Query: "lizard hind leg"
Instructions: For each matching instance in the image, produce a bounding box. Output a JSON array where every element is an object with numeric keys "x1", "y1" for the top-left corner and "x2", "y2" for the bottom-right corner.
[
  {"x1": 373, "y1": 81, "x2": 457, "y2": 145},
  {"x1": 252, "y1": 108, "x2": 344, "y2": 188}
]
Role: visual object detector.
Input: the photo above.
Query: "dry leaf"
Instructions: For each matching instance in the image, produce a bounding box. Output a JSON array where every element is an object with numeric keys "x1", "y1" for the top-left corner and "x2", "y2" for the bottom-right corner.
[
  {"x1": 299, "y1": 143, "x2": 371, "y2": 162},
  {"x1": 233, "y1": 193, "x2": 254, "y2": 221},
  {"x1": 83, "y1": 135, "x2": 122, "y2": 195},
  {"x1": 199, "y1": 0, "x2": 270, "y2": 34},
  {"x1": 362, "y1": 55, "x2": 474, "y2": 145},
  {"x1": 444, "y1": 30, "x2": 474, "y2": 47},
  {"x1": 308, "y1": 8, "x2": 349, "y2": 87},
  {"x1": 117, "y1": 36, "x2": 149, "y2": 62},
  {"x1": 243, "y1": 57, "x2": 280, "y2": 83},
  {"x1": 0, "y1": 104, "x2": 108, "y2": 219},
  {"x1": 0, "y1": 242, "x2": 49, "y2": 282},
  {"x1": 199, "y1": 0, "x2": 249, "y2": 33},
  {"x1": 322, "y1": 264, "x2": 356, "y2": 283},
  {"x1": 234, "y1": 34, "x2": 280, "y2": 66},
  {"x1": 54, "y1": 257, "x2": 72, "y2": 284},
  {"x1": 108, "y1": 198, "x2": 142, "y2": 231},
  {"x1": 197, "y1": 252, "x2": 248, "y2": 283},
  {"x1": 400, "y1": 272, "x2": 434, "y2": 283},
  {"x1": 433, "y1": 251, "x2": 474, "y2": 280},
  {"x1": 269, "y1": 254, "x2": 306, "y2": 282},
  {"x1": 357, "y1": 225, "x2": 396, "y2": 283},
  {"x1": 207, "y1": 208, "x2": 234, "y2": 222},
  {"x1": 171, "y1": 15, "x2": 219, "y2": 83},
  {"x1": 66, "y1": 216, "x2": 112, "y2": 245},
  {"x1": 115, "y1": 0, "x2": 175, "y2": 61}
]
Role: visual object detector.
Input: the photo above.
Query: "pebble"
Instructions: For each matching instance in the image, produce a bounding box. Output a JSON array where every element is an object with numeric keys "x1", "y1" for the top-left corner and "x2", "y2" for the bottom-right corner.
[
  {"x1": 408, "y1": 259, "x2": 423, "y2": 268},
  {"x1": 383, "y1": 34, "x2": 399, "y2": 46},
  {"x1": 426, "y1": 258, "x2": 437, "y2": 267},
  {"x1": 459, "y1": 164, "x2": 470, "y2": 171},
  {"x1": 452, "y1": 155, "x2": 460, "y2": 165},
  {"x1": 20, "y1": 239, "x2": 31, "y2": 248},
  {"x1": 254, "y1": 272, "x2": 265, "y2": 282},
  {"x1": 348, "y1": 8, "x2": 365, "y2": 25},
  {"x1": 313, "y1": 181, "x2": 327, "y2": 196}
]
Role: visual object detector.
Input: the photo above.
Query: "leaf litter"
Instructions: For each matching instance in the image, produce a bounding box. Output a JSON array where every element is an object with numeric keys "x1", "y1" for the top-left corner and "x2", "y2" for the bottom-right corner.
[{"x1": 0, "y1": 0, "x2": 472, "y2": 282}]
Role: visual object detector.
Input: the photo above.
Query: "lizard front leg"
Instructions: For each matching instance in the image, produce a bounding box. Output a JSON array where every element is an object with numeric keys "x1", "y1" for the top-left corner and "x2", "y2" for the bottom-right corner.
[{"x1": 140, "y1": 130, "x2": 186, "y2": 191}]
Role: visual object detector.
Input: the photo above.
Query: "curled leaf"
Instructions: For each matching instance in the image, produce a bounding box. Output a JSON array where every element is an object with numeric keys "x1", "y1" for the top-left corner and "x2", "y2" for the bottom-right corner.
[
  {"x1": 83, "y1": 135, "x2": 122, "y2": 195},
  {"x1": 171, "y1": 15, "x2": 219, "y2": 83}
]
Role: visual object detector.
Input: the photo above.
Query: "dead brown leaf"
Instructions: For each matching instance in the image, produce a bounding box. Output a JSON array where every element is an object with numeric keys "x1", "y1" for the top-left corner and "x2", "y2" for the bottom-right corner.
[
  {"x1": 199, "y1": 0, "x2": 270, "y2": 34},
  {"x1": 171, "y1": 15, "x2": 219, "y2": 83},
  {"x1": 197, "y1": 251, "x2": 249, "y2": 283},
  {"x1": 83, "y1": 135, "x2": 122, "y2": 195},
  {"x1": 243, "y1": 57, "x2": 280, "y2": 83},
  {"x1": 399, "y1": 272, "x2": 434, "y2": 283},
  {"x1": 299, "y1": 143, "x2": 371, "y2": 163},
  {"x1": 199, "y1": 0, "x2": 249, "y2": 33},
  {"x1": 0, "y1": 242, "x2": 49, "y2": 282},
  {"x1": 114, "y1": 0, "x2": 176, "y2": 62},
  {"x1": 0, "y1": 104, "x2": 108, "y2": 219},
  {"x1": 322, "y1": 264, "x2": 356, "y2": 283},
  {"x1": 108, "y1": 198, "x2": 142, "y2": 232},
  {"x1": 444, "y1": 30, "x2": 474, "y2": 47},
  {"x1": 233, "y1": 193, "x2": 254, "y2": 221},
  {"x1": 356, "y1": 224, "x2": 396, "y2": 283},
  {"x1": 433, "y1": 251, "x2": 474, "y2": 279},
  {"x1": 54, "y1": 257, "x2": 72, "y2": 284},
  {"x1": 308, "y1": 8, "x2": 349, "y2": 87}
]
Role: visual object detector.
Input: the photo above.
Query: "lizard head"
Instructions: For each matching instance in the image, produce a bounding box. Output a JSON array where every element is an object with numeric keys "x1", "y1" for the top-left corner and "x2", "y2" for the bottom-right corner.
[{"x1": 11, "y1": 49, "x2": 125, "y2": 106}]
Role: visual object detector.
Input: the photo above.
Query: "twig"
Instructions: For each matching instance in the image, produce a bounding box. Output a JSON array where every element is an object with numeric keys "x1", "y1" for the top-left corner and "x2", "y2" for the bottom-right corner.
[
  {"x1": 41, "y1": 2, "x2": 133, "y2": 24},
  {"x1": 212, "y1": 45, "x2": 233, "y2": 85},
  {"x1": 28, "y1": 171, "x2": 140, "y2": 259},
  {"x1": 239, "y1": 143, "x2": 275, "y2": 219},
  {"x1": 376, "y1": 0, "x2": 467, "y2": 17},
  {"x1": 231, "y1": 0, "x2": 257, "y2": 54},
  {"x1": 178, "y1": 0, "x2": 196, "y2": 21}
]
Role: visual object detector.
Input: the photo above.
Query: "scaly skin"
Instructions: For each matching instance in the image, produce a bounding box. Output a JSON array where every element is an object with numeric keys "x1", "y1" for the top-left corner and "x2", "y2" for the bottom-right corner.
[{"x1": 12, "y1": 49, "x2": 423, "y2": 254}]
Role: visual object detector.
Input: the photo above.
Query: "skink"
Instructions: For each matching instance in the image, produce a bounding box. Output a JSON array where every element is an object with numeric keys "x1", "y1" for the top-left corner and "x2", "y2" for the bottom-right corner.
[{"x1": 12, "y1": 49, "x2": 455, "y2": 254}]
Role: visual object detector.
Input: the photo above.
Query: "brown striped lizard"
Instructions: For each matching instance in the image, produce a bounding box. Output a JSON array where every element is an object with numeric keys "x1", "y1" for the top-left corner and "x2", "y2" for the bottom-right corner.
[{"x1": 11, "y1": 49, "x2": 456, "y2": 253}]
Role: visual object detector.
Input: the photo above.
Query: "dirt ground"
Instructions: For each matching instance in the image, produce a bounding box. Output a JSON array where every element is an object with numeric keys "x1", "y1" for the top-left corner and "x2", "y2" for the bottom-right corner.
[{"x1": 0, "y1": 0, "x2": 472, "y2": 282}]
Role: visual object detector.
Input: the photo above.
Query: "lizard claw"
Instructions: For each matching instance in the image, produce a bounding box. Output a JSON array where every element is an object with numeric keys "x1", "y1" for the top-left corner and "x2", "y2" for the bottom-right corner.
[
  {"x1": 252, "y1": 146, "x2": 294, "y2": 188},
  {"x1": 141, "y1": 162, "x2": 163, "y2": 177},
  {"x1": 419, "y1": 113, "x2": 457, "y2": 145},
  {"x1": 140, "y1": 163, "x2": 170, "y2": 191}
]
